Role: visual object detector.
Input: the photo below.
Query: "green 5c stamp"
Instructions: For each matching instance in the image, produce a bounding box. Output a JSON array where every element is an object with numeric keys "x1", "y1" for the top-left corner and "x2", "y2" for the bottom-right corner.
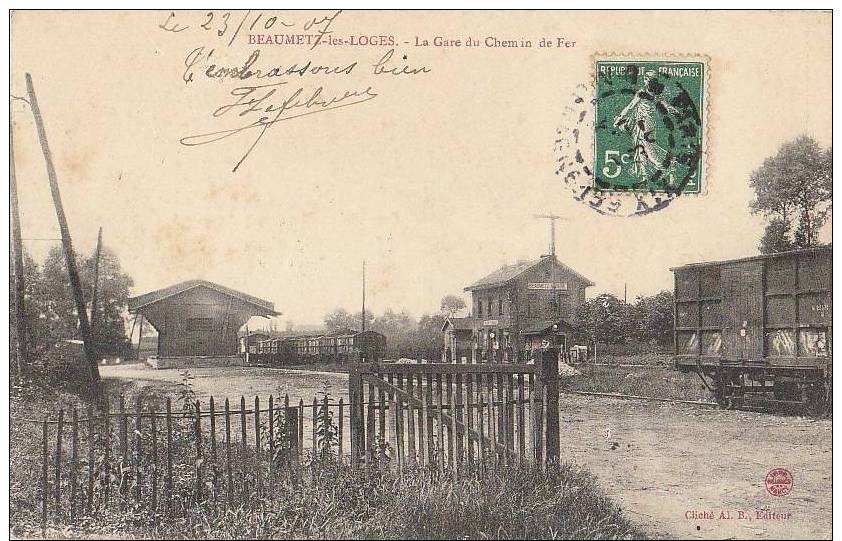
[{"x1": 594, "y1": 60, "x2": 704, "y2": 193}]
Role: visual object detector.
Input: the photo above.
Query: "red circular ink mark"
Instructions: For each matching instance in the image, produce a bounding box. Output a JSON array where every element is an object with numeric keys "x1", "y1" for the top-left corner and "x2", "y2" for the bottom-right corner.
[{"x1": 765, "y1": 468, "x2": 793, "y2": 497}]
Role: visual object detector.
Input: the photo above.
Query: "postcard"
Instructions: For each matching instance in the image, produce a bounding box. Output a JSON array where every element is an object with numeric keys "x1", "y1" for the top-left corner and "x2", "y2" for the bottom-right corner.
[{"x1": 8, "y1": 9, "x2": 832, "y2": 540}]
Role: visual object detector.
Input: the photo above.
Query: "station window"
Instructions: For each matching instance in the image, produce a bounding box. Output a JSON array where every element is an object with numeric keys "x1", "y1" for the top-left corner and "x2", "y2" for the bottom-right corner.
[
  {"x1": 765, "y1": 329, "x2": 796, "y2": 357},
  {"x1": 477, "y1": 300, "x2": 483, "y2": 316},
  {"x1": 555, "y1": 294, "x2": 570, "y2": 317},
  {"x1": 487, "y1": 299, "x2": 493, "y2": 316},
  {"x1": 498, "y1": 298, "x2": 504, "y2": 316},
  {"x1": 186, "y1": 317, "x2": 214, "y2": 331},
  {"x1": 798, "y1": 327, "x2": 828, "y2": 357},
  {"x1": 526, "y1": 293, "x2": 537, "y2": 317}
]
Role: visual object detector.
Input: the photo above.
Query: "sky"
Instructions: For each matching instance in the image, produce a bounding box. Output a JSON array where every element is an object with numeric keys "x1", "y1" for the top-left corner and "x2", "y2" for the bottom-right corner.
[{"x1": 10, "y1": 10, "x2": 832, "y2": 329}]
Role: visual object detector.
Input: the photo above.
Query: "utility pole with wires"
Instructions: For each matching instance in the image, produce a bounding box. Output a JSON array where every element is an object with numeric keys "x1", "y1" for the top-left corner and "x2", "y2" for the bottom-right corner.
[
  {"x1": 25, "y1": 73, "x2": 101, "y2": 388},
  {"x1": 10, "y1": 112, "x2": 28, "y2": 375},
  {"x1": 90, "y1": 227, "x2": 103, "y2": 340},
  {"x1": 361, "y1": 260, "x2": 366, "y2": 332},
  {"x1": 533, "y1": 213, "x2": 566, "y2": 259}
]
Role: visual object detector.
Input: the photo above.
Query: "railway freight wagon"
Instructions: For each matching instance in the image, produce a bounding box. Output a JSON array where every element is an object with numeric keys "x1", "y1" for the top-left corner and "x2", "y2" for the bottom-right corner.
[
  {"x1": 672, "y1": 246, "x2": 831, "y2": 415},
  {"x1": 251, "y1": 330, "x2": 387, "y2": 365}
]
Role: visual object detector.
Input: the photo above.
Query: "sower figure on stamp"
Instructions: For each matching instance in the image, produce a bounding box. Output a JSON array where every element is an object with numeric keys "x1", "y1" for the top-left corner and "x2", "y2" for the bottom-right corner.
[{"x1": 612, "y1": 69, "x2": 679, "y2": 182}]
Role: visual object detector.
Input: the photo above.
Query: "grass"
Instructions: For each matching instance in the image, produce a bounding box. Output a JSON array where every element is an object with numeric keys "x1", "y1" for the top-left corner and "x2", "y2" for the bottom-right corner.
[
  {"x1": 14, "y1": 462, "x2": 646, "y2": 539},
  {"x1": 11, "y1": 369, "x2": 648, "y2": 539},
  {"x1": 588, "y1": 353, "x2": 673, "y2": 367},
  {"x1": 563, "y1": 364, "x2": 715, "y2": 402}
]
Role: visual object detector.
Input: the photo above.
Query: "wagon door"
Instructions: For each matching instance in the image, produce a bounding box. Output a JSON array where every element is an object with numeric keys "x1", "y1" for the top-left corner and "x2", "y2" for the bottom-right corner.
[{"x1": 721, "y1": 261, "x2": 764, "y2": 361}]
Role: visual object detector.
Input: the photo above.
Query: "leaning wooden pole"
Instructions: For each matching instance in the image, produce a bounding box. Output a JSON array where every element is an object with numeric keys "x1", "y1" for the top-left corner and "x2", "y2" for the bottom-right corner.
[
  {"x1": 90, "y1": 227, "x2": 103, "y2": 341},
  {"x1": 10, "y1": 113, "x2": 29, "y2": 375},
  {"x1": 25, "y1": 73, "x2": 100, "y2": 386}
]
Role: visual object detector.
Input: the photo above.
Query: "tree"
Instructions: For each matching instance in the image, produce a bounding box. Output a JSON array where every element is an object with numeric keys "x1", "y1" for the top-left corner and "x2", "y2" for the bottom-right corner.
[
  {"x1": 81, "y1": 247, "x2": 134, "y2": 356},
  {"x1": 575, "y1": 294, "x2": 631, "y2": 345},
  {"x1": 440, "y1": 294, "x2": 466, "y2": 317},
  {"x1": 371, "y1": 308, "x2": 416, "y2": 358},
  {"x1": 415, "y1": 313, "x2": 446, "y2": 360},
  {"x1": 9, "y1": 248, "x2": 49, "y2": 360},
  {"x1": 632, "y1": 291, "x2": 674, "y2": 349},
  {"x1": 33, "y1": 245, "x2": 134, "y2": 357},
  {"x1": 759, "y1": 218, "x2": 795, "y2": 255},
  {"x1": 323, "y1": 308, "x2": 356, "y2": 332},
  {"x1": 750, "y1": 136, "x2": 832, "y2": 253},
  {"x1": 323, "y1": 308, "x2": 375, "y2": 333}
]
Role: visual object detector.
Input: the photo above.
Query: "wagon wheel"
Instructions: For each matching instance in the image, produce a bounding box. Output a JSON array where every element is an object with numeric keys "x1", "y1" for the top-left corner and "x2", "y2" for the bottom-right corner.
[{"x1": 803, "y1": 383, "x2": 830, "y2": 418}]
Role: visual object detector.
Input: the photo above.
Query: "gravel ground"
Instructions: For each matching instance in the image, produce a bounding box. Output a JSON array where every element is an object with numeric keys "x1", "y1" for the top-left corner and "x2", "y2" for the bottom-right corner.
[{"x1": 560, "y1": 394, "x2": 831, "y2": 539}]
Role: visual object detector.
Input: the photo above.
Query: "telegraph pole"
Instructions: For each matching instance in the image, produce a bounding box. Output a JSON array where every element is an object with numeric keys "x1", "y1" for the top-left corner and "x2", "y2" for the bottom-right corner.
[
  {"x1": 533, "y1": 213, "x2": 565, "y2": 258},
  {"x1": 26, "y1": 73, "x2": 100, "y2": 386},
  {"x1": 90, "y1": 227, "x2": 103, "y2": 340},
  {"x1": 10, "y1": 113, "x2": 28, "y2": 375},
  {"x1": 361, "y1": 260, "x2": 366, "y2": 332}
]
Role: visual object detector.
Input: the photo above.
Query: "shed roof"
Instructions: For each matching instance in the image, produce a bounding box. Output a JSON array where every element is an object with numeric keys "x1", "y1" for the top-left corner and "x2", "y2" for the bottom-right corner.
[
  {"x1": 441, "y1": 317, "x2": 473, "y2": 333},
  {"x1": 465, "y1": 255, "x2": 594, "y2": 291},
  {"x1": 520, "y1": 319, "x2": 579, "y2": 336},
  {"x1": 128, "y1": 279, "x2": 279, "y2": 315}
]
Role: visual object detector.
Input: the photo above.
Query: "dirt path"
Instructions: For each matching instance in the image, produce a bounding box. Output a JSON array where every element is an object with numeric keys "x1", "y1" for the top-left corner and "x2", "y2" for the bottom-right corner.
[
  {"x1": 100, "y1": 363, "x2": 350, "y2": 405},
  {"x1": 100, "y1": 365, "x2": 831, "y2": 539},
  {"x1": 560, "y1": 395, "x2": 832, "y2": 539}
]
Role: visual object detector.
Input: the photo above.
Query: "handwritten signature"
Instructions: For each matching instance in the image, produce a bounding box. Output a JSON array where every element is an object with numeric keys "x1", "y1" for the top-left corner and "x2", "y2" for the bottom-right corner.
[{"x1": 181, "y1": 82, "x2": 377, "y2": 172}]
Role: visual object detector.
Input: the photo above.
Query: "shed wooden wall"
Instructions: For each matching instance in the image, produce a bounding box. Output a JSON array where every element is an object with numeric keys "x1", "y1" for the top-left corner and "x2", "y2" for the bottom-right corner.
[{"x1": 138, "y1": 286, "x2": 263, "y2": 357}]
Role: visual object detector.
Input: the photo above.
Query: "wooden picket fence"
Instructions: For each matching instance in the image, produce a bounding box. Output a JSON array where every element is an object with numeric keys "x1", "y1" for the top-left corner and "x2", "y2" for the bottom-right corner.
[
  {"x1": 348, "y1": 348, "x2": 562, "y2": 471},
  {"x1": 18, "y1": 349, "x2": 563, "y2": 535}
]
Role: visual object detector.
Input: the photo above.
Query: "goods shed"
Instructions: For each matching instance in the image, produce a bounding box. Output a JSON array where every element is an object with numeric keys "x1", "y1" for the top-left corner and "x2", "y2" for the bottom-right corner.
[{"x1": 127, "y1": 280, "x2": 279, "y2": 366}]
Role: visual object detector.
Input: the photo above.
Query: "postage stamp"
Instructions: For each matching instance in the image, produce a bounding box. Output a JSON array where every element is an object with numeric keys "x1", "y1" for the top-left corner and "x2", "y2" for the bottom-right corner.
[
  {"x1": 593, "y1": 60, "x2": 705, "y2": 194},
  {"x1": 554, "y1": 54, "x2": 709, "y2": 217}
]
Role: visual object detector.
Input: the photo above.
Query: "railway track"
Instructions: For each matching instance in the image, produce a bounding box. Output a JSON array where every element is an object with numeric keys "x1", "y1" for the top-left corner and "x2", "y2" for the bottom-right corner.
[{"x1": 567, "y1": 390, "x2": 719, "y2": 408}]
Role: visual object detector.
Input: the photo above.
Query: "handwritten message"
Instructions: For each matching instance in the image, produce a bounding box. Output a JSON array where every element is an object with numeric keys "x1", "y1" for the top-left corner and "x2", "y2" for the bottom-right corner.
[{"x1": 158, "y1": 10, "x2": 576, "y2": 171}]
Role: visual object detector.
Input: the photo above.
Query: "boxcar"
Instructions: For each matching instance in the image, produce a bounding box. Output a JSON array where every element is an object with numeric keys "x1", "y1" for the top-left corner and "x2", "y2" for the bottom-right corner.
[
  {"x1": 672, "y1": 246, "x2": 831, "y2": 414},
  {"x1": 353, "y1": 330, "x2": 387, "y2": 362}
]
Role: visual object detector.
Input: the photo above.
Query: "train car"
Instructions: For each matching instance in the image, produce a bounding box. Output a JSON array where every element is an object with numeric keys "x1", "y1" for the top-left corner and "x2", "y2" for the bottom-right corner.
[
  {"x1": 248, "y1": 330, "x2": 387, "y2": 364},
  {"x1": 353, "y1": 330, "x2": 387, "y2": 362},
  {"x1": 672, "y1": 246, "x2": 831, "y2": 415}
]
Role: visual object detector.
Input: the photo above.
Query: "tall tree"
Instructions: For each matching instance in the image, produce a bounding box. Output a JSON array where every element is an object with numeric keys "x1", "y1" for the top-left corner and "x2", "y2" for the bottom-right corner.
[
  {"x1": 80, "y1": 246, "x2": 134, "y2": 356},
  {"x1": 632, "y1": 291, "x2": 674, "y2": 348},
  {"x1": 750, "y1": 136, "x2": 832, "y2": 253},
  {"x1": 35, "y1": 245, "x2": 133, "y2": 356},
  {"x1": 440, "y1": 294, "x2": 467, "y2": 317},
  {"x1": 323, "y1": 308, "x2": 375, "y2": 333},
  {"x1": 758, "y1": 217, "x2": 795, "y2": 255},
  {"x1": 323, "y1": 308, "x2": 356, "y2": 331},
  {"x1": 575, "y1": 294, "x2": 631, "y2": 345}
]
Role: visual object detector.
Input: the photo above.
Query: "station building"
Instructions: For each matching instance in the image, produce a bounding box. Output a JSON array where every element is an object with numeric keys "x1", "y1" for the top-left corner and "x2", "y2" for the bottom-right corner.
[{"x1": 445, "y1": 254, "x2": 593, "y2": 362}]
